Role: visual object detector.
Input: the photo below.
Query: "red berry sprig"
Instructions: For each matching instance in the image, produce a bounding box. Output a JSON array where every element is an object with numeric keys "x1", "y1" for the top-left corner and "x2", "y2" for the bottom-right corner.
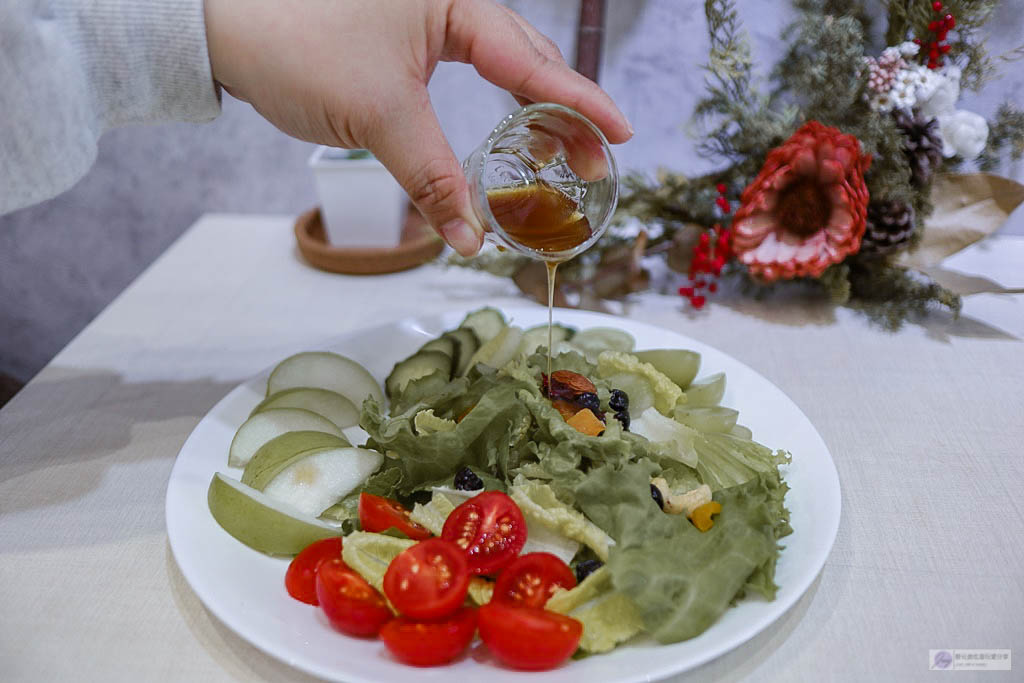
[
  {"x1": 678, "y1": 184, "x2": 734, "y2": 310},
  {"x1": 913, "y1": 2, "x2": 955, "y2": 70}
]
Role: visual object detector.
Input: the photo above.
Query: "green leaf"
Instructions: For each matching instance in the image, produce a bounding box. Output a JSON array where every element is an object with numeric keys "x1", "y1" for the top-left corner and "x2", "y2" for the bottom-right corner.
[
  {"x1": 340, "y1": 531, "x2": 416, "y2": 594},
  {"x1": 573, "y1": 459, "x2": 790, "y2": 643}
]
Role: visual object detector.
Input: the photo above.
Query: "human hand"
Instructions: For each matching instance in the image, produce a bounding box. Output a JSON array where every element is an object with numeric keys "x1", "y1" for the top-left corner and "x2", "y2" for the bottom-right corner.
[{"x1": 204, "y1": 0, "x2": 632, "y2": 256}]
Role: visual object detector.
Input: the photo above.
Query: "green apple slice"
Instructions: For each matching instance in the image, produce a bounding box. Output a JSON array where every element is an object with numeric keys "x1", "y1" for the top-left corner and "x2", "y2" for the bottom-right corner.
[
  {"x1": 241, "y1": 431, "x2": 351, "y2": 490},
  {"x1": 251, "y1": 387, "x2": 359, "y2": 429},
  {"x1": 266, "y1": 351, "x2": 383, "y2": 408},
  {"x1": 261, "y1": 446, "x2": 384, "y2": 517},
  {"x1": 228, "y1": 408, "x2": 344, "y2": 468},
  {"x1": 207, "y1": 472, "x2": 340, "y2": 556}
]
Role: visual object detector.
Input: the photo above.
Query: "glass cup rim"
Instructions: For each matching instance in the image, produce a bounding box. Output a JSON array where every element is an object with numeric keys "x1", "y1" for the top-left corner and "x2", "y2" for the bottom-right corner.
[{"x1": 467, "y1": 102, "x2": 619, "y2": 262}]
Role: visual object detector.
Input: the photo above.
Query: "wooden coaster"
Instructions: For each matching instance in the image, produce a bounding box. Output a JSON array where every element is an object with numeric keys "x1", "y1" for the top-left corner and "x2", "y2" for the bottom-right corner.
[{"x1": 294, "y1": 206, "x2": 445, "y2": 275}]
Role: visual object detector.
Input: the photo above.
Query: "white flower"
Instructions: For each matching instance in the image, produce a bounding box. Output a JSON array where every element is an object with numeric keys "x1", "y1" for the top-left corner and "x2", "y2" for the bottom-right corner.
[
  {"x1": 898, "y1": 41, "x2": 920, "y2": 57},
  {"x1": 919, "y1": 66, "x2": 962, "y2": 119},
  {"x1": 938, "y1": 110, "x2": 989, "y2": 159},
  {"x1": 869, "y1": 92, "x2": 894, "y2": 113}
]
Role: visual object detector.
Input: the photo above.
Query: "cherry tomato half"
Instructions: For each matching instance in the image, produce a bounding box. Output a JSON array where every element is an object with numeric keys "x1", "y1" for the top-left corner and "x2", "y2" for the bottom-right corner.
[
  {"x1": 315, "y1": 558, "x2": 392, "y2": 637},
  {"x1": 493, "y1": 552, "x2": 577, "y2": 608},
  {"x1": 383, "y1": 538, "x2": 470, "y2": 619},
  {"x1": 441, "y1": 491, "x2": 527, "y2": 575},
  {"x1": 285, "y1": 537, "x2": 343, "y2": 605},
  {"x1": 358, "y1": 493, "x2": 432, "y2": 540},
  {"x1": 478, "y1": 602, "x2": 582, "y2": 671},
  {"x1": 380, "y1": 607, "x2": 478, "y2": 667}
]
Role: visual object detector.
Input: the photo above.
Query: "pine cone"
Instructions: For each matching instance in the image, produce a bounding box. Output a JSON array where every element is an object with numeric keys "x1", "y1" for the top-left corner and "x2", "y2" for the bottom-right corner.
[
  {"x1": 893, "y1": 109, "x2": 943, "y2": 188},
  {"x1": 861, "y1": 200, "x2": 915, "y2": 254}
]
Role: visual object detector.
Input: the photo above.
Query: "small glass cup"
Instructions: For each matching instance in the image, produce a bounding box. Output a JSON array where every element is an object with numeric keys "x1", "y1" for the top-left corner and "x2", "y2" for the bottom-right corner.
[{"x1": 462, "y1": 103, "x2": 619, "y2": 262}]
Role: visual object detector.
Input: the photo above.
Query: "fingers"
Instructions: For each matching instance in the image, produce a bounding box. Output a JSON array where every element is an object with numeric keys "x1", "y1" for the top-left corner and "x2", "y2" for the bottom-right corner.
[
  {"x1": 361, "y1": 87, "x2": 483, "y2": 257},
  {"x1": 446, "y1": 0, "x2": 632, "y2": 144},
  {"x1": 498, "y1": 5, "x2": 565, "y2": 65}
]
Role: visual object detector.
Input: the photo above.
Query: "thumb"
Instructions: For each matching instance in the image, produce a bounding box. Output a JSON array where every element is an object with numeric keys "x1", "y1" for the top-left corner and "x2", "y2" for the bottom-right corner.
[{"x1": 363, "y1": 89, "x2": 483, "y2": 257}]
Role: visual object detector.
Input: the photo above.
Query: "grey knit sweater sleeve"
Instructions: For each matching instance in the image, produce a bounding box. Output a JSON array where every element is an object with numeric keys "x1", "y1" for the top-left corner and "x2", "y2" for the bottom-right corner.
[{"x1": 0, "y1": 0, "x2": 222, "y2": 214}]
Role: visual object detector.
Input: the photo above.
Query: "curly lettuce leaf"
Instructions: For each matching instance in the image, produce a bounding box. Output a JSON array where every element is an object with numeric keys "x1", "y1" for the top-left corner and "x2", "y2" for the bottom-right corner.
[
  {"x1": 573, "y1": 458, "x2": 790, "y2": 643},
  {"x1": 510, "y1": 477, "x2": 614, "y2": 561},
  {"x1": 413, "y1": 409, "x2": 456, "y2": 434},
  {"x1": 361, "y1": 382, "x2": 533, "y2": 496},
  {"x1": 545, "y1": 566, "x2": 644, "y2": 653},
  {"x1": 596, "y1": 350, "x2": 683, "y2": 414},
  {"x1": 341, "y1": 531, "x2": 415, "y2": 594},
  {"x1": 695, "y1": 431, "x2": 791, "y2": 492},
  {"x1": 408, "y1": 490, "x2": 458, "y2": 536}
]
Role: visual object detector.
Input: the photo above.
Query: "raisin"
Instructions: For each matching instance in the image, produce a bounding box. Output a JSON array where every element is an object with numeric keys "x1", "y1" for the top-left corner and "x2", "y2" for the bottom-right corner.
[
  {"x1": 650, "y1": 483, "x2": 664, "y2": 510},
  {"x1": 574, "y1": 559, "x2": 604, "y2": 583},
  {"x1": 609, "y1": 389, "x2": 629, "y2": 412},
  {"x1": 577, "y1": 391, "x2": 600, "y2": 414},
  {"x1": 615, "y1": 410, "x2": 630, "y2": 431},
  {"x1": 453, "y1": 466, "x2": 484, "y2": 491}
]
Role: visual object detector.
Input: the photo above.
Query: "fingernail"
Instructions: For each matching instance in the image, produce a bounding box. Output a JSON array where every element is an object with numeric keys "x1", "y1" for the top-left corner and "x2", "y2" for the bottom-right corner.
[
  {"x1": 625, "y1": 116, "x2": 635, "y2": 137},
  {"x1": 440, "y1": 219, "x2": 481, "y2": 257}
]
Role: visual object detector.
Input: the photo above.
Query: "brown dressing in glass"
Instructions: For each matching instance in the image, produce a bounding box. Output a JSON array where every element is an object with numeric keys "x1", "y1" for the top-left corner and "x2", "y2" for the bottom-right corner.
[{"x1": 486, "y1": 184, "x2": 592, "y2": 378}]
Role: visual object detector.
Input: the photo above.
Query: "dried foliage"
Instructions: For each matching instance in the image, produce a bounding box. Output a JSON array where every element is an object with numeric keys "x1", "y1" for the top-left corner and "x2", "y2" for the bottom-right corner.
[{"x1": 978, "y1": 101, "x2": 1024, "y2": 172}]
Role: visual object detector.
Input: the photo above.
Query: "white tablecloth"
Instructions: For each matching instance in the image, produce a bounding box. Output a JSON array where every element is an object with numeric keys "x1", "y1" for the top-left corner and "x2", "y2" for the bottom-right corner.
[{"x1": 1, "y1": 214, "x2": 1020, "y2": 681}]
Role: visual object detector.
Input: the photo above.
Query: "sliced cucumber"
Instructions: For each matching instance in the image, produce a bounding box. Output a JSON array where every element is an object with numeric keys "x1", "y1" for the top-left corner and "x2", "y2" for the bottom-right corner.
[
  {"x1": 385, "y1": 350, "x2": 453, "y2": 398},
  {"x1": 683, "y1": 372, "x2": 726, "y2": 407},
  {"x1": 418, "y1": 336, "x2": 456, "y2": 360},
  {"x1": 462, "y1": 325, "x2": 524, "y2": 374},
  {"x1": 228, "y1": 408, "x2": 343, "y2": 468},
  {"x1": 571, "y1": 327, "x2": 636, "y2": 358},
  {"x1": 261, "y1": 446, "x2": 384, "y2": 517},
  {"x1": 241, "y1": 430, "x2": 351, "y2": 490},
  {"x1": 252, "y1": 388, "x2": 359, "y2": 429},
  {"x1": 266, "y1": 351, "x2": 383, "y2": 407},
  {"x1": 518, "y1": 323, "x2": 575, "y2": 357},
  {"x1": 459, "y1": 307, "x2": 507, "y2": 343},
  {"x1": 632, "y1": 349, "x2": 701, "y2": 389},
  {"x1": 443, "y1": 327, "x2": 480, "y2": 377},
  {"x1": 604, "y1": 372, "x2": 656, "y2": 415},
  {"x1": 673, "y1": 406, "x2": 739, "y2": 434}
]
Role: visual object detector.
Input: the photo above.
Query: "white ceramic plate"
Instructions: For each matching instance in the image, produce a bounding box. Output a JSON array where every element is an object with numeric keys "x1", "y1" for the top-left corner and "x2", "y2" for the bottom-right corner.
[{"x1": 166, "y1": 307, "x2": 841, "y2": 683}]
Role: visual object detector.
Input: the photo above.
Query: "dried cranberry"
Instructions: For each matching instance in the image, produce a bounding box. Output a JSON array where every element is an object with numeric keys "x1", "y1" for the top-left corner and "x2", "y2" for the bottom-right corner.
[
  {"x1": 453, "y1": 467, "x2": 484, "y2": 491},
  {"x1": 577, "y1": 392, "x2": 600, "y2": 414},
  {"x1": 650, "y1": 483, "x2": 664, "y2": 509},
  {"x1": 608, "y1": 389, "x2": 628, "y2": 412},
  {"x1": 574, "y1": 559, "x2": 603, "y2": 583}
]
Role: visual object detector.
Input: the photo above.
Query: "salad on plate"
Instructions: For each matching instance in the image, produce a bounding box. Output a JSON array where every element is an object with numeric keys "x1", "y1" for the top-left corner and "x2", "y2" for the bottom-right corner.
[{"x1": 206, "y1": 307, "x2": 793, "y2": 670}]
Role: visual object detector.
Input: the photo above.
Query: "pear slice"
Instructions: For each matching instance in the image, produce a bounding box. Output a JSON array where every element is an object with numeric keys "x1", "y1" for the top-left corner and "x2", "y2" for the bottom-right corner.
[
  {"x1": 633, "y1": 349, "x2": 701, "y2": 389},
  {"x1": 241, "y1": 431, "x2": 351, "y2": 490},
  {"x1": 207, "y1": 472, "x2": 340, "y2": 556},
  {"x1": 683, "y1": 372, "x2": 726, "y2": 407},
  {"x1": 228, "y1": 408, "x2": 344, "y2": 468},
  {"x1": 251, "y1": 387, "x2": 359, "y2": 429},
  {"x1": 672, "y1": 406, "x2": 739, "y2": 434},
  {"x1": 266, "y1": 352, "x2": 383, "y2": 408},
  {"x1": 261, "y1": 447, "x2": 384, "y2": 517}
]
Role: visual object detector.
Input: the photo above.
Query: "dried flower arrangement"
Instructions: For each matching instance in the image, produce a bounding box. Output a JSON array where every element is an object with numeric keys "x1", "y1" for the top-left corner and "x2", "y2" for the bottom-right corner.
[{"x1": 454, "y1": 0, "x2": 1024, "y2": 328}]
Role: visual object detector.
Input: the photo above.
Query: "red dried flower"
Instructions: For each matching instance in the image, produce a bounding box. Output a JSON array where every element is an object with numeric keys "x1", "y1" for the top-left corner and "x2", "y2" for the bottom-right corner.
[{"x1": 731, "y1": 121, "x2": 871, "y2": 281}]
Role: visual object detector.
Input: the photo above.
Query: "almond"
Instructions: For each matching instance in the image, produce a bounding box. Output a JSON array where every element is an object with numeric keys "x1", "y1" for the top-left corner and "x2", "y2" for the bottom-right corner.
[{"x1": 548, "y1": 370, "x2": 596, "y2": 400}]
